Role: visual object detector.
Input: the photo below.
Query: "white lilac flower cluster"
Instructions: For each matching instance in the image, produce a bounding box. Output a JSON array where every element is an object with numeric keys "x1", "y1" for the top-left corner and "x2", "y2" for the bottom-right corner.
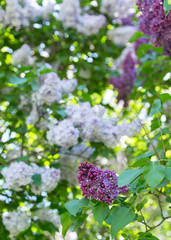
[
  {"x1": 59, "y1": 0, "x2": 106, "y2": 36},
  {"x1": 35, "y1": 72, "x2": 77, "y2": 105},
  {"x1": 26, "y1": 72, "x2": 77, "y2": 125},
  {"x1": 30, "y1": 163, "x2": 60, "y2": 195},
  {"x1": 2, "y1": 210, "x2": 30, "y2": 237},
  {"x1": 47, "y1": 119, "x2": 79, "y2": 148},
  {"x1": 12, "y1": 44, "x2": 33, "y2": 65},
  {"x1": 47, "y1": 102, "x2": 141, "y2": 149},
  {"x1": 108, "y1": 26, "x2": 137, "y2": 46},
  {"x1": 0, "y1": 0, "x2": 54, "y2": 28},
  {"x1": 35, "y1": 208, "x2": 60, "y2": 227},
  {"x1": 1, "y1": 162, "x2": 33, "y2": 191},
  {"x1": 1, "y1": 162, "x2": 60, "y2": 194},
  {"x1": 100, "y1": 0, "x2": 135, "y2": 18}
]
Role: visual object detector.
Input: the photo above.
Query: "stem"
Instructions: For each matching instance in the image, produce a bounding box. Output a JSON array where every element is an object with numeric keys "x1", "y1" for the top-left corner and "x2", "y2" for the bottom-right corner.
[
  {"x1": 157, "y1": 114, "x2": 166, "y2": 157},
  {"x1": 138, "y1": 119, "x2": 160, "y2": 160}
]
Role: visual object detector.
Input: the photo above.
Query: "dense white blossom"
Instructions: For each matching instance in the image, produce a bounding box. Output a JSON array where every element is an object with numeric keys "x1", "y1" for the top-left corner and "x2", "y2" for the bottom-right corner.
[
  {"x1": 60, "y1": 78, "x2": 78, "y2": 95},
  {"x1": 76, "y1": 14, "x2": 106, "y2": 36},
  {"x1": 35, "y1": 208, "x2": 60, "y2": 227},
  {"x1": 100, "y1": 0, "x2": 135, "y2": 18},
  {"x1": 59, "y1": 0, "x2": 81, "y2": 28},
  {"x1": 0, "y1": 0, "x2": 55, "y2": 27},
  {"x1": 5, "y1": 0, "x2": 29, "y2": 27},
  {"x1": 1, "y1": 162, "x2": 33, "y2": 191},
  {"x1": 108, "y1": 26, "x2": 137, "y2": 46},
  {"x1": 0, "y1": 6, "x2": 5, "y2": 23},
  {"x1": 59, "y1": 0, "x2": 106, "y2": 35},
  {"x1": 30, "y1": 164, "x2": 60, "y2": 195},
  {"x1": 52, "y1": 102, "x2": 141, "y2": 148},
  {"x1": 47, "y1": 119, "x2": 79, "y2": 148},
  {"x1": 2, "y1": 210, "x2": 30, "y2": 237},
  {"x1": 12, "y1": 44, "x2": 33, "y2": 65}
]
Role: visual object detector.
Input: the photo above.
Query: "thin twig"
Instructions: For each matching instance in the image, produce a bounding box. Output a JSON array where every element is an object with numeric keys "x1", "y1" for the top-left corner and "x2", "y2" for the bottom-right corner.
[
  {"x1": 138, "y1": 119, "x2": 160, "y2": 160},
  {"x1": 157, "y1": 114, "x2": 166, "y2": 157}
]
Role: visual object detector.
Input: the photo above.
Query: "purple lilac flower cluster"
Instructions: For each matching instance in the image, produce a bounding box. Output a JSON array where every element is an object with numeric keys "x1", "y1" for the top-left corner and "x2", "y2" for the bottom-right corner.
[
  {"x1": 110, "y1": 52, "x2": 136, "y2": 106},
  {"x1": 136, "y1": 0, "x2": 171, "y2": 55},
  {"x1": 77, "y1": 162, "x2": 129, "y2": 204}
]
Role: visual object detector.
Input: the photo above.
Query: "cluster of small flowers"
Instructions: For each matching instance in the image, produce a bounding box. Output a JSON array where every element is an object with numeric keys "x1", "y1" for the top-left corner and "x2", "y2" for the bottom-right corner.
[
  {"x1": 59, "y1": 0, "x2": 106, "y2": 36},
  {"x1": 0, "y1": 0, "x2": 54, "y2": 28},
  {"x1": 35, "y1": 208, "x2": 60, "y2": 227},
  {"x1": 136, "y1": 0, "x2": 171, "y2": 55},
  {"x1": 30, "y1": 163, "x2": 60, "y2": 195},
  {"x1": 107, "y1": 26, "x2": 137, "y2": 46},
  {"x1": 110, "y1": 52, "x2": 137, "y2": 106},
  {"x1": 47, "y1": 102, "x2": 141, "y2": 148},
  {"x1": 26, "y1": 72, "x2": 77, "y2": 125},
  {"x1": 100, "y1": 0, "x2": 135, "y2": 18},
  {"x1": 1, "y1": 162, "x2": 60, "y2": 194},
  {"x1": 1, "y1": 162, "x2": 33, "y2": 191},
  {"x1": 77, "y1": 162, "x2": 129, "y2": 204},
  {"x1": 35, "y1": 72, "x2": 77, "y2": 105},
  {"x1": 2, "y1": 210, "x2": 30, "y2": 237},
  {"x1": 12, "y1": 44, "x2": 34, "y2": 65}
]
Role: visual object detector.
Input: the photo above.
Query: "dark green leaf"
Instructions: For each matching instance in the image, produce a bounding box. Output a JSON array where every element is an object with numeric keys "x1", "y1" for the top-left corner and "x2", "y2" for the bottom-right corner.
[
  {"x1": 92, "y1": 203, "x2": 109, "y2": 226},
  {"x1": 65, "y1": 198, "x2": 89, "y2": 217},
  {"x1": 118, "y1": 168, "x2": 143, "y2": 187},
  {"x1": 61, "y1": 212, "x2": 72, "y2": 238},
  {"x1": 32, "y1": 174, "x2": 42, "y2": 187},
  {"x1": 110, "y1": 207, "x2": 136, "y2": 237},
  {"x1": 144, "y1": 162, "x2": 165, "y2": 192}
]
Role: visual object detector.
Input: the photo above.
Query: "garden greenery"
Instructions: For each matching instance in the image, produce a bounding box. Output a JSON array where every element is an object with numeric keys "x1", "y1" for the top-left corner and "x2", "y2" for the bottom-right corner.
[{"x1": 0, "y1": 0, "x2": 171, "y2": 239}]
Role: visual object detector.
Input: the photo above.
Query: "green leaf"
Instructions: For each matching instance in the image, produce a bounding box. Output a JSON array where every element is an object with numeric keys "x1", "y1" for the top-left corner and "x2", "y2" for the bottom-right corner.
[
  {"x1": 151, "y1": 118, "x2": 159, "y2": 131},
  {"x1": 31, "y1": 174, "x2": 42, "y2": 187},
  {"x1": 165, "y1": 167, "x2": 171, "y2": 181},
  {"x1": 132, "y1": 152, "x2": 155, "y2": 167},
  {"x1": 138, "y1": 232, "x2": 159, "y2": 240},
  {"x1": 129, "y1": 31, "x2": 143, "y2": 43},
  {"x1": 8, "y1": 75, "x2": 27, "y2": 85},
  {"x1": 61, "y1": 212, "x2": 72, "y2": 238},
  {"x1": 144, "y1": 162, "x2": 165, "y2": 192},
  {"x1": 56, "y1": 109, "x2": 67, "y2": 119},
  {"x1": 65, "y1": 198, "x2": 89, "y2": 217},
  {"x1": 92, "y1": 203, "x2": 109, "y2": 226},
  {"x1": 160, "y1": 93, "x2": 171, "y2": 104},
  {"x1": 149, "y1": 99, "x2": 162, "y2": 117},
  {"x1": 110, "y1": 207, "x2": 136, "y2": 237},
  {"x1": 163, "y1": 0, "x2": 171, "y2": 15},
  {"x1": 118, "y1": 168, "x2": 143, "y2": 187}
]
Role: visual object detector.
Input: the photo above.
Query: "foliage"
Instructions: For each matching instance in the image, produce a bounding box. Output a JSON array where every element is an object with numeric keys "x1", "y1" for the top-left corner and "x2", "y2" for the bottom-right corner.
[{"x1": 0, "y1": 0, "x2": 171, "y2": 239}]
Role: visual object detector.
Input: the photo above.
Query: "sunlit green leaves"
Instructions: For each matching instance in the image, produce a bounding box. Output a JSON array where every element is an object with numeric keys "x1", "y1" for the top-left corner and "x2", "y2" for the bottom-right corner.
[
  {"x1": 149, "y1": 99, "x2": 162, "y2": 117},
  {"x1": 144, "y1": 162, "x2": 165, "y2": 192}
]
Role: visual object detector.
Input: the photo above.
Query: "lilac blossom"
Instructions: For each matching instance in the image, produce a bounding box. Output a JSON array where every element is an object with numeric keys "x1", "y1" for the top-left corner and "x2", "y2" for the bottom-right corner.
[
  {"x1": 110, "y1": 52, "x2": 136, "y2": 106},
  {"x1": 77, "y1": 162, "x2": 129, "y2": 204},
  {"x1": 136, "y1": 0, "x2": 171, "y2": 55}
]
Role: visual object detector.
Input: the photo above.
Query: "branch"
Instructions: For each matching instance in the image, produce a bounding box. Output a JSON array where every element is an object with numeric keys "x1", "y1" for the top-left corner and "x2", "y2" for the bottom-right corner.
[
  {"x1": 157, "y1": 114, "x2": 166, "y2": 157},
  {"x1": 138, "y1": 119, "x2": 160, "y2": 160}
]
